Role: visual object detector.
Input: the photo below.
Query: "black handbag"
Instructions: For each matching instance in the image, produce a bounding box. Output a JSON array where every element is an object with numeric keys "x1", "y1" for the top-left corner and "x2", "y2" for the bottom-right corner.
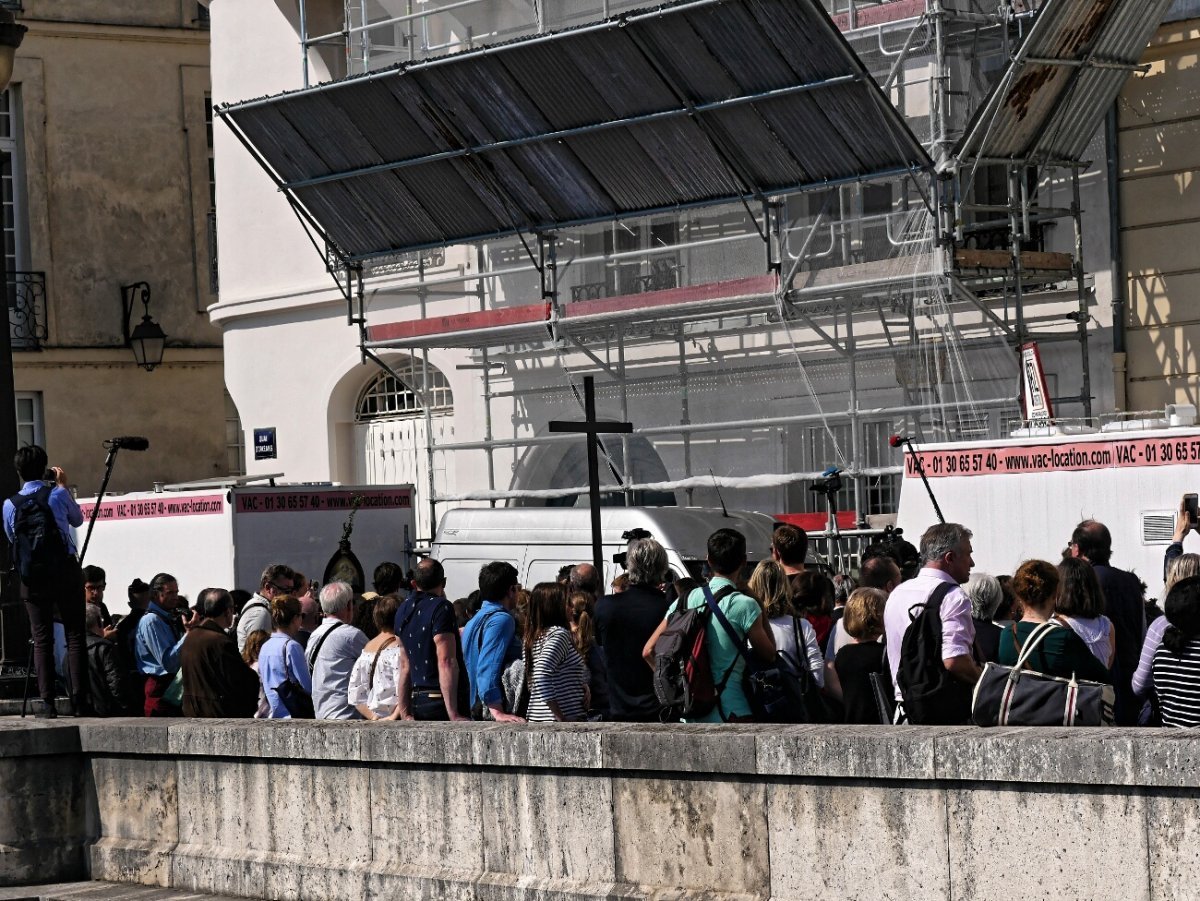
[
  {"x1": 971, "y1": 620, "x2": 1114, "y2": 727},
  {"x1": 705, "y1": 585, "x2": 828, "y2": 724},
  {"x1": 276, "y1": 640, "x2": 315, "y2": 719}
]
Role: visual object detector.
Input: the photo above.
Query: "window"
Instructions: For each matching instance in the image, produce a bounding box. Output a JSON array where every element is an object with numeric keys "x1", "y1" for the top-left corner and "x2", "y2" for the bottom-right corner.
[
  {"x1": 0, "y1": 87, "x2": 29, "y2": 279},
  {"x1": 224, "y1": 390, "x2": 245, "y2": 476},
  {"x1": 15, "y1": 391, "x2": 42, "y2": 449},
  {"x1": 355, "y1": 357, "x2": 453, "y2": 422}
]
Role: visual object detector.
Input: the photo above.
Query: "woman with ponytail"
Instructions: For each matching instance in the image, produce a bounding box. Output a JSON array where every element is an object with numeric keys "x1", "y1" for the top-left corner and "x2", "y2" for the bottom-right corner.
[
  {"x1": 1151, "y1": 574, "x2": 1200, "y2": 728},
  {"x1": 567, "y1": 591, "x2": 608, "y2": 719}
]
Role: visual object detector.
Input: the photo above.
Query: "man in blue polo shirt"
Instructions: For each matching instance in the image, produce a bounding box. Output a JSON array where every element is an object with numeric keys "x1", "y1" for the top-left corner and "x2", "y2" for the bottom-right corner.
[
  {"x1": 393, "y1": 557, "x2": 470, "y2": 721},
  {"x1": 3, "y1": 445, "x2": 85, "y2": 718},
  {"x1": 134, "y1": 573, "x2": 197, "y2": 716},
  {"x1": 462, "y1": 561, "x2": 525, "y2": 722}
]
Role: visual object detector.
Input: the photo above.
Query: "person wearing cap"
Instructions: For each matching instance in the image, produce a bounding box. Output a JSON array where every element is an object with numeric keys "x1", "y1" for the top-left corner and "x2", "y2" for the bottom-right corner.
[{"x1": 113, "y1": 577, "x2": 152, "y2": 714}]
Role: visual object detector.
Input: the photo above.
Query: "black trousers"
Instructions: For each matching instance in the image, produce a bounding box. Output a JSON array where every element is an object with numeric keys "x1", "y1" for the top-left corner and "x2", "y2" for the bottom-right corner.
[{"x1": 24, "y1": 557, "x2": 86, "y2": 703}]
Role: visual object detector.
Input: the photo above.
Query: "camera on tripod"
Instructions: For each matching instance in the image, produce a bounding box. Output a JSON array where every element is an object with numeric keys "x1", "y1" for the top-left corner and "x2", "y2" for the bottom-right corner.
[{"x1": 807, "y1": 466, "x2": 843, "y2": 498}]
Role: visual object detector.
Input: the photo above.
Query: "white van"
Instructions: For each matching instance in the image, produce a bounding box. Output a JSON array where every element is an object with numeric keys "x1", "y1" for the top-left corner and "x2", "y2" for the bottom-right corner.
[{"x1": 432, "y1": 506, "x2": 779, "y2": 597}]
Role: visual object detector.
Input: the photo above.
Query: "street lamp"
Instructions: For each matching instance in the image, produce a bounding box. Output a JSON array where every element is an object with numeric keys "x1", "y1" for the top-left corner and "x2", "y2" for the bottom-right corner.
[
  {"x1": 121, "y1": 281, "x2": 167, "y2": 371},
  {"x1": 0, "y1": 9, "x2": 26, "y2": 91}
]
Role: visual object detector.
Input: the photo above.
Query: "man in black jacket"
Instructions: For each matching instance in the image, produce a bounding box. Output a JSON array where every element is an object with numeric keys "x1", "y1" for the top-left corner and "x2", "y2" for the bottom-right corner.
[
  {"x1": 595, "y1": 537, "x2": 670, "y2": 722},
  {"x1": 180, "y1": 588, "x2": 260, "y2": 718},
  {"x1": 85, "y1": 604, "x2": 125, "y2": 716},
  {"x1": 1070, "y1": 519, "x2": 1146, "y2": 726}
]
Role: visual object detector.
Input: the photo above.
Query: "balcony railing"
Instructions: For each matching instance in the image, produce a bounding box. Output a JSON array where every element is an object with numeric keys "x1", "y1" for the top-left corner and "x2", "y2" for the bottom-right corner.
[{"x1": 8, "y1": 271, "x2": 47, "y2": 351}]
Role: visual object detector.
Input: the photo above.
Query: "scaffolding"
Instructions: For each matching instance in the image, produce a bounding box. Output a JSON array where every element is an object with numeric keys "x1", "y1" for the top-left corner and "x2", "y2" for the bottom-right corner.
[{"x1": 224, "y1": 0, "x2": 1175, "y2": 543}]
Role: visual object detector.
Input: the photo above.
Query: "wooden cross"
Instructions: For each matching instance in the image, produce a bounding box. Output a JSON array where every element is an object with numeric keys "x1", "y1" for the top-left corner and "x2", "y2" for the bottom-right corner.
[{"x1": 548, "y1": 375, "x2": 634, "y2": 575}]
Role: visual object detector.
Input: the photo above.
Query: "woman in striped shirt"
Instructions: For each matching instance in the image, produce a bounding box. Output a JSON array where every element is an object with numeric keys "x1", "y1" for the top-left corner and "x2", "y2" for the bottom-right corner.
[
  {"x1": 525, "y1": 582, "x2": 588, "y2": 723},
  {"x1": 1152, "y1": 574, "x2": 1200, "y2": 729}
]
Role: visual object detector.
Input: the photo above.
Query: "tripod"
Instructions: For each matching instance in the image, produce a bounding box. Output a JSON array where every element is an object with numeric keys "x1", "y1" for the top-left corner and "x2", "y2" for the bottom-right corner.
[
  {"x1": 808, "y1": 469, "x2": 845, "y2": 573},
  {"x1": 79, "y1": 442, "x2": 121, "y2": 565}
]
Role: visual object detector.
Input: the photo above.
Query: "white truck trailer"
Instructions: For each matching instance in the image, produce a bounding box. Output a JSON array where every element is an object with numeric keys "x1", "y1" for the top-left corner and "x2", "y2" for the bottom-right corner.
[
  {"x1": 894, "y1": 423, "x2": 1200, "y2": 599},
  {"x1": 76, "y1": 483, "x2": 417, "y2": 602}
]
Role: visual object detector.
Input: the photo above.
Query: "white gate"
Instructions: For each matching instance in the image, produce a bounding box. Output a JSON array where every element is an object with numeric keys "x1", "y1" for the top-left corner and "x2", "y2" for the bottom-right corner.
[{"x1": 354, "y1": 414, "x2": 454, "y2": 543}]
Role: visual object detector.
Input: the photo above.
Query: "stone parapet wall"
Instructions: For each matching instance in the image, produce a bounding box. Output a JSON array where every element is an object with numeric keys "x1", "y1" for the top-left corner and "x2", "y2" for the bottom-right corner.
[{"x1": 3, "y1": 719, "x2": 1200, "y2": 900}]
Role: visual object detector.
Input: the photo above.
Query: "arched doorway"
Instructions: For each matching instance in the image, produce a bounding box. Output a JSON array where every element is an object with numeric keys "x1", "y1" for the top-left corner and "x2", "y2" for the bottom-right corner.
[{"x1": 352, "y1": 357, "x2": 454, "y2": 539}]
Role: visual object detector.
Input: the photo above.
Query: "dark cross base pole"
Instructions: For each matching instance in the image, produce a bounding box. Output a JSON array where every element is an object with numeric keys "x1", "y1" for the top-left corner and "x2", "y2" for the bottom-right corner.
[{"x1": 548, "y1": 376, "x2": 634, "y2": 576}]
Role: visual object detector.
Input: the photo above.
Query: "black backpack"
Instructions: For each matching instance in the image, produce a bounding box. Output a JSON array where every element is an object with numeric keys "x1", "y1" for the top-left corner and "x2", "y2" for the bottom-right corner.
[
  {"x1": 9, "y1": 486, "x2": 70, "y2": 587},
  {"x1": 896, "y1": 581, "x2": 973, "y2": 725}
]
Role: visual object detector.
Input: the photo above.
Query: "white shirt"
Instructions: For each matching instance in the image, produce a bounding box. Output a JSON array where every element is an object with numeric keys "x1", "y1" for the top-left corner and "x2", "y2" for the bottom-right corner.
[
  {"x1": 236, "y1": 593, "x2": 272, "y2": 653},
  {"x1": 769, "y1": 615, "x2": 825, "y2": 687},
  {"x1": 307, "y1": 619, "x2": 369, "y2": 719},
  {"x1": 347, "y1": 642, "x2": 403, "y2": 719},
  {"x1": 883, "y1": 568, "x2": 974, "y2": 702}
]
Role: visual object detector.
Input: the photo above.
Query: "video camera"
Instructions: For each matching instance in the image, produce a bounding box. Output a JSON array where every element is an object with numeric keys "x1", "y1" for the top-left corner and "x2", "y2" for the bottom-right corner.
[
  {"x1": 612, "y1": 527, "x2": 653, "y2": 569},
  {"x1": 807, "y1": 465, "x2": 843, "y2": 499}
]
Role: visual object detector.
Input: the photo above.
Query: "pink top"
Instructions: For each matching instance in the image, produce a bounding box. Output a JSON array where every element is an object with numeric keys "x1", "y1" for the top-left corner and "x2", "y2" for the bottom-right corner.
[{"x1": 883, "y1": 568, "x2": 976, "y2": 702}]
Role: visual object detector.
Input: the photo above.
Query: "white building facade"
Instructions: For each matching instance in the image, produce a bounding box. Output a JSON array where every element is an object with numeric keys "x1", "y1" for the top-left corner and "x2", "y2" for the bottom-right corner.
[{"x1": 210, "y1": 0, "x2": 1170, "y2": 545}]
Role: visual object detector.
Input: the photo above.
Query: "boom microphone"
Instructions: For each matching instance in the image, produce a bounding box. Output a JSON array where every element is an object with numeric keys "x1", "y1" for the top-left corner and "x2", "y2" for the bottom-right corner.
[
  {"x1": 888, "y1": 434, "x2": 912, "y2": 448},
  {"x1": 106, "y1": 436, "x2": 150, "y2": 451}
]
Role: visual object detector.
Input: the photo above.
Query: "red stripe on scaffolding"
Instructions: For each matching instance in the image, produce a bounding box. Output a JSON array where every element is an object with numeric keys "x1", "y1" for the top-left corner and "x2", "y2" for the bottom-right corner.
[
  {"x1": 562, "y1": 274, "x2": 779, "y2": 319},
  {"x1": 774, "y1": 512, "x2": 858, "y2": 532},
  {"x1": 366, "y1": 302, "x2": 551, "y2": 343},
  {"x1": 830, "y1": 0, "x2": 927, "y2": 31}
]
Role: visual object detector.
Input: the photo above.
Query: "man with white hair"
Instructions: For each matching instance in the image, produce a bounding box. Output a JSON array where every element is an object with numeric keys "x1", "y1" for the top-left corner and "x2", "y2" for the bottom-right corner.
[
  {"x1": 306, "y1": 581, "x2": 368, "y2": 719},
  {"x1": 883, "y1": 522, "x2": 980, "y2": 724},
  {"x1": 595, "y1": 537, "x2": 671, "y2": 721}
]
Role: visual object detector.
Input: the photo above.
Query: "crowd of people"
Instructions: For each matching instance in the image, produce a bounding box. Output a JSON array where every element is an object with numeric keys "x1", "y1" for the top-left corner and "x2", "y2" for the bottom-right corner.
[{"x1": 7, "y1": 443, "x2": 1200, "y2": 728}]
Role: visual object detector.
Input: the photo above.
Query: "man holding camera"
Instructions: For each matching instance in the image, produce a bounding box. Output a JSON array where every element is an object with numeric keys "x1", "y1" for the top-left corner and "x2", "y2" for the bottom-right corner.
[{"x1": 3, "y1": 445, "x2": 87, "y2": 718}]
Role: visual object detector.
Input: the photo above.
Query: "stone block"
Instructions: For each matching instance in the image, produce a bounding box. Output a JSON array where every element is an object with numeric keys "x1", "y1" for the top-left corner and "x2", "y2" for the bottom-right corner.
[
  {"x1": 79, "y1": 720, "x2": 169, "y2": 755},
  {"x1": 946, "y1": 783, "x2": 1149, "y2": 901},
  {"x1": 602, "y1": 723, "x2": 760, "y2": 774},
  {"x1": 0, "y1": 754, "x2": 87, "y2": 887},
  {"x1": 168, "y1": 719, "x2": 364, "y2": 762},
  {"x1": 0, "y1": 722, "x2": 81, "y2": 757},
  {"x1": 170, "y1": 845, "x2": 271, "y2": 901},
  {"x1": 758, "y1": 725, "x2": 957, "y2": 781},
  {"x1": 612, "y1": 773, "x2": 768, "y2": 896},
  {"x1": 1131, "y1": 730, "x2": 1200, "y2": 789},
  {"x1": 370, "y1": 765, "x2": 484, "y2": 874},
  {"x1": 471, "y1": 722, "x2": 605, "y2": 770},
  {"x1": 88, "y1": 837, "x2": 173, "y2": 887},
  {"x1": 1147, "y1": 787, "x2": 1200, "y2": 901},
  {"x1": 362, "y1": 721, "x2": 475, "y2": 766},
  {"x1": 88, "y1": 755, "x2": 177, "y2": 844},
  {"x1": 176, "y1": 758, "x2": 272, "y2": 854},
  {"x1": 768, "y1": 780, "x2": 949, "y2": 901},
  {"x1": 0, "y1": 755, "x2": 86, "y2": 846},
  {"x1": 933, "y1": 727, "x2": 1142, "y2": 786},
  {"x1": 266, "y1": 759, "x2": 372, "y2": 867},
  {"x1": 481, "y1": 769, "x2": 615, "y2": 883}
]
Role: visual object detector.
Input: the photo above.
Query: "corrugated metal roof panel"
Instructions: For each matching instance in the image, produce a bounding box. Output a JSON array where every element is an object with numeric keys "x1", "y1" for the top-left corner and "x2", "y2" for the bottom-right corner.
[
  {"x1": 957, "y1": 0, "x2": 1176, "y2": 162},
  {"x1": 220, "y1": 0, "x2": 930, "y2": 261}
]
